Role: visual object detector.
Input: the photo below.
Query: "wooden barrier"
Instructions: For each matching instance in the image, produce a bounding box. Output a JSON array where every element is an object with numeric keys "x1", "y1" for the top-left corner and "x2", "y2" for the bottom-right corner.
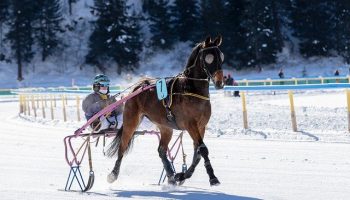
[
  {"x1": 31, "y1": 95, "x2": 37, "y2": 117},
  {"x1": 19, "y1": 95, "x2": 23, "y2": 114},
  {"x1": 41, "y1": 95, "x2": 46, "y2": 118},
  {"x1": 76, "y1": 96, "x2": 81, "y2": 122},
  {"x1": 241, "y1": 92, "x2": 248, "y2": 129},
  {"x1": 27, "y1": 95, "x2": 31, "y2": 116},
  {"x1": 44, "y1": 95, "x2": 47, "y2": 108},
  {"x1": 50, "y1": 95, "x2": 54, "y2": 120},
  {"x1": 62, "y1": 95, "x2": 67, "y2": 122},
  {"x1": 288, "y1": 91, "x2": 298, "y2": 132},
  {"x1": 347, "y1": 90, "x2": 350, "y2": 132},
  {"x1": 36, "y1": 95, "x2": 40, "y2": 108}
]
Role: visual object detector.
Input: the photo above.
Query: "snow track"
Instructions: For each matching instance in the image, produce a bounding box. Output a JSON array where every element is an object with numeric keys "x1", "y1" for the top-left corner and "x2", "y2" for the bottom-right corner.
[{"x1": 0, "y1": 91, "x2": 350, "y2": 199}]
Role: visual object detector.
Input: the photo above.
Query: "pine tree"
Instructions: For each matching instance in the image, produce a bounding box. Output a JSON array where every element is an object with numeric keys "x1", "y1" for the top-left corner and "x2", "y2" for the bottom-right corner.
[
  {"x1": 220, "y1": 0, "x2": 246, "y2": 68},
  {"x1": 334, "y1": 1, "x2": 350, "y2": 63},
  {"x1": 118, "y1": 9, "x2": 143, "y2": 72},
  {"x1": 86, "y1": 0, "x2": 142, "y2": 74},
  {"x1": 0, "y1": 0, "x2": 10, "y2": 60},
  {"x1": 68, "y1": 0, "x2": 79, "y2": 15},
  {"x1": 200, "y1": 0, "x2": 226, "y2": 37},
  {"x1": 290, "y1": 0, "x2": 336, "y2": 57},
  {"x1": 240, "y1": 0, "x2": 284, "y2": 69},
  {"x1": 146, "y1": 0, "x2": 174, "y2": 49},
  {"x1": 6, "y1": 0, "x2": 36, "y2": 81},
  {"x1": 35, "y1": 0, "x2": 63, "y2": 61},
  {"x1": 170, "y1": 0, "x2": 200, "y2": 43}
]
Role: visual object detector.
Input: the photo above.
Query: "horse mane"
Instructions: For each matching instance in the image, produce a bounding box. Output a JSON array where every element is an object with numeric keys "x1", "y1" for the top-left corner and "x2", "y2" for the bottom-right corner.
[
  {"x1": 185, "y1": 42, "x2": 202, "y2": 69},
  {"x1": 132, "y1": 77, "x2": 155, "y2": 92}
]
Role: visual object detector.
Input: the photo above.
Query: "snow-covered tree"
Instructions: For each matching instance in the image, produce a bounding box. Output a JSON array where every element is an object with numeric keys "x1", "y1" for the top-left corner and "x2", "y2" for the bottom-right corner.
[
  {"x1": 334, "y1": 1, "x2": 350, "y2": 63},
  {"x1": 170, "y1": 0, "x2": 200, "y2": 43},
  {"x1": 146, "y1": 0, "x2": 174, "y2": 49},
  {"x1": 290, "y1": 0, "x2": 336, "y2": 57},
  {"x1": 86, "y1": 0, "x2": 142, "y2": 74},
  {"x1": 240, "y1": 0, "x2": 284, "y2": 69},
  {"x1": 34, "y1": 0, "x2": 63, "y2": 61},
  {"x1": 6, "y1": 0, "x2": 36, "y2": 81},
  {"x1": 0, "y1": 0, "x2": 10, "y2": 61}
]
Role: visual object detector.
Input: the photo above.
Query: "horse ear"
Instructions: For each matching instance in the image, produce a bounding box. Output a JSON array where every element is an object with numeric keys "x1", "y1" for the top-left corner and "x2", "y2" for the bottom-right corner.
[
  {"x1": 203, "y1": 35, "x2": 211, "y2": 47},
  {"x1": 213, "y1": 35, "x2": 222, "y2": 46}
]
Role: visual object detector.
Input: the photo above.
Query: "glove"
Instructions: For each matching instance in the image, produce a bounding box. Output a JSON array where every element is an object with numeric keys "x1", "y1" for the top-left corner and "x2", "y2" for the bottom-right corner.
[{"x1": 101, "y1": 96, "x2": 116, "y2": 108}]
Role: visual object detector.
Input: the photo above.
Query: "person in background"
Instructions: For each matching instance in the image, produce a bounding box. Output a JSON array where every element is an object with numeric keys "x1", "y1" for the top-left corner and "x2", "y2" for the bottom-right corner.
[
  {"x1": 334, "y1": 69, "x2": 340, "y2": 83},
  {"x1": 225, "y1": 74, "x2": 234, "y2": 86},
  {"x1": 278, "y1": 68, "x2": 285, "y2": 86},
  {"x1": 334, "y1": 69, "x2": 340, "y2": 76},
  {"x1": 233, "y1": 78, "x2": 240, "y2": 97},
  {"x1": 278, "y1": 68, "x2": 285, "y2": 79},
  {"x1": 82, "y1": 74, "x2": 123, "y2": 132}
]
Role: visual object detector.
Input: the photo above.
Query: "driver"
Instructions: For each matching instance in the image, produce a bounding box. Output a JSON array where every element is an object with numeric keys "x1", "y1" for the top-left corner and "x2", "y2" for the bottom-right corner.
[{"x1": 82, "y1": 74, "x2": 123, "y2": 132}]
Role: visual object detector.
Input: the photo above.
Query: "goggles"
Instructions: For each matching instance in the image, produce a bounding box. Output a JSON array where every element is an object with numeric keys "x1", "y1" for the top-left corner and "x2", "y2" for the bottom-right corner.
[{"x1": 97, "y1": 81, "x2": 110, "y2": 87}]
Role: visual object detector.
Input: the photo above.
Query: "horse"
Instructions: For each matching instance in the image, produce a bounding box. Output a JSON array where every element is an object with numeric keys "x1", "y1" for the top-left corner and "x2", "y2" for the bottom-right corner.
[{"x1": 106, "y1": 35, "x2": 224, "y2": 186}]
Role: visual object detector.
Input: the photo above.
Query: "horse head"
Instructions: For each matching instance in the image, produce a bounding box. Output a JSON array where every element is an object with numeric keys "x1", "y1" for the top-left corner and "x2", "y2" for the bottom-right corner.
[{"x1": 186, "y1": 35, "x2": 225, "y2": 89}]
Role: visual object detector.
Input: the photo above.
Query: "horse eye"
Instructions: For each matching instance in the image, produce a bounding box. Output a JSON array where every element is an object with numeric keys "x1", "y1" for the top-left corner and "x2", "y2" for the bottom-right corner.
[
  {"x1": 205, "y1": 54, "x2": 214, "y2": 64},
  {"x1": 220, "y1": 52, "x2": 224, "y2": 62}
]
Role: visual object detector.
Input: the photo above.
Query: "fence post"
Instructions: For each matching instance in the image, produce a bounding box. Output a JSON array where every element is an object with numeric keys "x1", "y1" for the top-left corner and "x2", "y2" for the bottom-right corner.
[
  {"x1": 44, "y1": 95, "x2": 48, "y2": 108},
  {"x1": 319, "y1": 76, "x2": 324, "y2": 84},
  {"x1": 62, "y1": 95, "x2": 67, "y2": 122},
  {"x1": 27, "y1": 95, "x2": 31, "y2": 116},
  {"x1": 241, "y1": 91, "x2": 248, "y2": 129},
  {"x1": 31, "y1": 95, "x2": 37, "y2": 117},
  {"x1": 36, "y1": 95, "x2": 40, "y2": 108},
  {"x1": 22, "y1": 95, "x2": 26, "y2": 115},
  {"x1": 41, "y1": 95, "x2": 46, "y2": 119},
  {"x1": 50, "y1": 95, "x2": 54, "y2": 120},
  {"x1": 288, "y1": 91, "x2": 298, "y2": 132},
  {"x1": 76, "y1": 95, "x2": 81, "y2": 122},
  {"x1": 19, "y1": 94, "x2": 23, "y2": 114},
  {"x1": 347, "y1": 90, "x2": 350, "y2": 132}
]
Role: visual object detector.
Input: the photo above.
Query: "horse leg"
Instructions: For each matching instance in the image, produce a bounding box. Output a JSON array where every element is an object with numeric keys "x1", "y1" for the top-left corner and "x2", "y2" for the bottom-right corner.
[
  {"x1": 107, "y1": 107, "x2": 142, "y2": 183},
  {"x1": 157, "y1": 126, "x2": 176, "y2": 185},
  {"x1": 174, "y1": 125, "x2": 202, "y2": 183},
  {"x1": 175, "y1": 143, "x2": 201, "y2": 184},
  {"x1": 197, "y1": 142, "x2": 220, "y2": 186},
  {"x1": 175, "y1": 126, "x2": 220, "y2": 186}
]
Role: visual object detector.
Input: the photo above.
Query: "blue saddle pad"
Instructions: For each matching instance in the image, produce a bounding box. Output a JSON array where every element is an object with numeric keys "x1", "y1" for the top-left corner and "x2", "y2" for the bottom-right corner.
[{"x1": 156, "y1": 78, "x2": 168, "y2": 100}]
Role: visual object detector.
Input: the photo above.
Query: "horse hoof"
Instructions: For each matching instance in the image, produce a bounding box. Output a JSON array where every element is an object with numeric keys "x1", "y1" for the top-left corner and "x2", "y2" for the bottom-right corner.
[
  {"x1": 174, "y1": 172, "x2": 185, "y2": 182},
  {"x1": 210, "y1": 177, "x2": 220, "y2": 186},
  {"x1": 107, "y1": 172, "x2": 118, "y2": 183}
]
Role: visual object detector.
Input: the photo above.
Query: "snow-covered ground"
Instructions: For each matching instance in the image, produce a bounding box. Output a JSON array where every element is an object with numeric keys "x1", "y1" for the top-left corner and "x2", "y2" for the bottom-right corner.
[{"x1": 1, "y1": 90, "x2": 350, "y2": 200}]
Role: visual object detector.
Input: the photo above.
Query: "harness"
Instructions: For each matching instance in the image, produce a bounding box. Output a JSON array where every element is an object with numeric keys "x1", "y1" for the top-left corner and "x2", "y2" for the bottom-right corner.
[{"x1": 161, "y1": 46, "x2": 223, "y2": 129}]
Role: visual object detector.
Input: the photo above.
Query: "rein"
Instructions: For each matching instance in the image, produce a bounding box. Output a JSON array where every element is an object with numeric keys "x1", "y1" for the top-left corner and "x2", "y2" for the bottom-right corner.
[{"x1": 162, "y1": 76, "x2": 210, "y2": 109}]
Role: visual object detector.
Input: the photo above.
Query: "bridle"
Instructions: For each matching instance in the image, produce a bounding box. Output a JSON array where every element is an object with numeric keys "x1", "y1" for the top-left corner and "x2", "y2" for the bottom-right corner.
[{"x1": 184, "y1": 46, "x2": 224, "y2": 82}]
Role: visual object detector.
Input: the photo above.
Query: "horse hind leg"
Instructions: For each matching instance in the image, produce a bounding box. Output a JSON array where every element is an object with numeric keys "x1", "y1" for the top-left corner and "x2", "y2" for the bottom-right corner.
[{"x1": 107, "y1": 106, "x2": 142, "y2": 184}]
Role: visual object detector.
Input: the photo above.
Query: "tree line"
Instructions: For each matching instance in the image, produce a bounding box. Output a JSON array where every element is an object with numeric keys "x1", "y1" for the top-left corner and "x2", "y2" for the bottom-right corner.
[{"x1": 0, "y1": 0, "x2": 350, "y2": 81}]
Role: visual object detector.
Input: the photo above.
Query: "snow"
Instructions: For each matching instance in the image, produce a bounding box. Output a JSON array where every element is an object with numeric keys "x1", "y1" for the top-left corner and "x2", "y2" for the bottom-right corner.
[
  {"x1": 1, "y1": 1, "x2": 350, "y2": 198},
  {"x1": 0, "y1": 89, "x2": 350, "y2": 200}
]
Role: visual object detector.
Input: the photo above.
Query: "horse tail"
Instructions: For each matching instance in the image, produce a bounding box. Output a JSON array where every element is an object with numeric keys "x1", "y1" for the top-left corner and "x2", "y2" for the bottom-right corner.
[{"x1": 106, "y1": 126, "x2": 135, "y2": 158}]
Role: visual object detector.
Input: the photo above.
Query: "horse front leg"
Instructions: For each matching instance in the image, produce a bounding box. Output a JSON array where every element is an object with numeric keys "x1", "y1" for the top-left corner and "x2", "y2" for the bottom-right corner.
[
  {"x1": 175, "y1": 142, "x2": 220, "y2": 186},
  {"x1": 158, "y1": 126, "x2": 176, "y2": 185},
  {"x1": 197, "y1": 143, "x2": 220, "y2": 186}
]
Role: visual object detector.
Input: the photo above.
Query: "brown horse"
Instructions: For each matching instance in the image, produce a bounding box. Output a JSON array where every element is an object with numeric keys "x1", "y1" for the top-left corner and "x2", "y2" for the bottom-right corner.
[{"x1": 107, "y1": 35, "x2": 224, "y2": 186}]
